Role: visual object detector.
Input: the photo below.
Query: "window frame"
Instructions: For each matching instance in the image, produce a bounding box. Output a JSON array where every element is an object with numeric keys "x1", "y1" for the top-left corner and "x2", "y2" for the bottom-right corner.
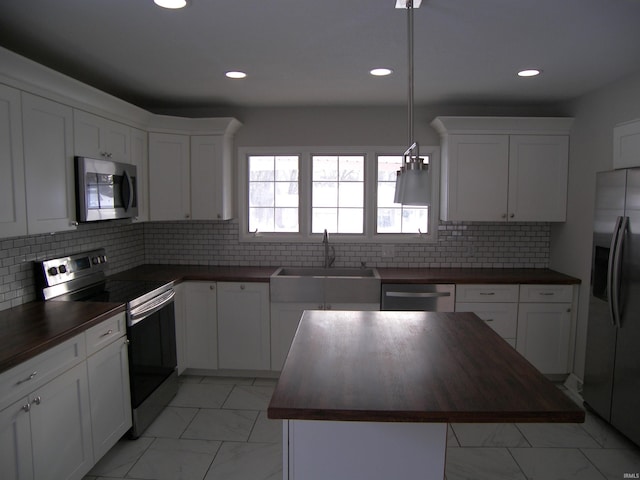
[{"x1": 237, "y1": 145, "x2": 440, "y2": 243}]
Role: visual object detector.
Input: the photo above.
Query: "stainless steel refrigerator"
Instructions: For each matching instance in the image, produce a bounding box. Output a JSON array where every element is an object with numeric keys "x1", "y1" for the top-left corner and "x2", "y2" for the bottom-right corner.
[{"x1": 583, "y1": 168, "x2": 640, "y2": 447}]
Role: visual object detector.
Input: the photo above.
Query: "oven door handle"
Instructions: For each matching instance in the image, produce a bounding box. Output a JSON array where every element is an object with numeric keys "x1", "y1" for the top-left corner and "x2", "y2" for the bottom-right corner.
[{"x1": 128, "y1": 290, "x2": 175, "y2": 327}]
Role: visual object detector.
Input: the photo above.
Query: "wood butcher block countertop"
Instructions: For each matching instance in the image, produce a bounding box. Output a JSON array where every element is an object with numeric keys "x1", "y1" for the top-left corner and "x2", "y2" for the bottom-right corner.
[
  {"x1": 377, "y1": 267, "x2": 580, "y2": 284},
  {"x1": 0, "y1": 301, "x2": 125, "y2": 373},
  {"x1": 268, "y1": 310, "x2": 585, "y2": 423}
]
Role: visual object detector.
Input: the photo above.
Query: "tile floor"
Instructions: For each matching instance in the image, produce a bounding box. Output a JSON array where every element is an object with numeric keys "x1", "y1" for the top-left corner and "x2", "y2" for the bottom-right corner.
[{"x1": 83, "y1": 376, "x2": 640, "y2": 480}]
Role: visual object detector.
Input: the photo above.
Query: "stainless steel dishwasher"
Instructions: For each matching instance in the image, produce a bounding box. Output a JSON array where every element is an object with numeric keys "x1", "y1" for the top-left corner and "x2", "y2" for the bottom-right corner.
[{"x1": 381, "y1": 284, "x2": 455, "y2": 311}]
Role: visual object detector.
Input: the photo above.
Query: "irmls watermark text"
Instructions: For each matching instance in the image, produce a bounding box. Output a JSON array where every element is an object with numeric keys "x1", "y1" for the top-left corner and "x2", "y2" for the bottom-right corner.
[{"x1": 623, "y1": 474, "x2": 639, "y2": 479}]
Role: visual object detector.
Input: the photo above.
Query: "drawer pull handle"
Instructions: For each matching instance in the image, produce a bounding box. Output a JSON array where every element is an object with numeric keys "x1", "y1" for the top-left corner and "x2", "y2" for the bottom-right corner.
[
  {"x1": 22, "y1": 402, "x2": 30, "y2": 412},
  {"x1": 485, "y1": 318, "x2": 495, "y2": 322},
  {"x1": 539, "y1": 292, "x2": 555, "y2": 296},
  {"x1": 100, "y1": 329, "x2": 114, "y2": 337},
  {"x1": 16, "y1": 371, "x2": 37, "y2": 385},
  {"x1": 479, "y1": 292, "x2": 496, "y2": 296},
  {"x1": 32, "y1": 396, "x2": 41, "y2": 405}
]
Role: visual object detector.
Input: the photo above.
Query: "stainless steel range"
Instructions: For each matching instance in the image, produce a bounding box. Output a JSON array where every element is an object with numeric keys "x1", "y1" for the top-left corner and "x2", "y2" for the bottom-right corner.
[{"x1": 36, "y1": 248, "x2": 178, "y2": 438}]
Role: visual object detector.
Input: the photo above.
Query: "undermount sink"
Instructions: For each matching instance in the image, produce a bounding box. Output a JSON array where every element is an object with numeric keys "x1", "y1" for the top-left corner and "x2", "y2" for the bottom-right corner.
[
  {"x1": 273, "y1": 266, "x2": 379, "y2": 278},
  {"x1": 270, "y1": 266, "x2": 381, "y2": 304}
]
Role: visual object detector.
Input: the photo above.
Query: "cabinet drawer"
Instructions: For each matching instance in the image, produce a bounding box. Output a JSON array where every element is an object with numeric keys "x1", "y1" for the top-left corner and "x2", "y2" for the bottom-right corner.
[
  {"x1": 0, "y1": 334, "x2": 86, "y2": 411},
  {"x1": 455, "y1": 284, "x2": 519, "y2": 303},
  {"x1": 455, "y1": 302, "x2": 518, "y2": 339},
  {"x1": 519, "y1": 284, "x2": 573, "y2": 303},
  {"x1": 85, "y1": 312, "x2": 126, "y2": 356}
]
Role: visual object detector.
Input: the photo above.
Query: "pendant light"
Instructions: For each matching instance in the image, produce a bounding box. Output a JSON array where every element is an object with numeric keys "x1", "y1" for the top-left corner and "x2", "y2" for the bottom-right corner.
[{"x1": 394, "y1": 0, "x2": 430, "y2": 206}]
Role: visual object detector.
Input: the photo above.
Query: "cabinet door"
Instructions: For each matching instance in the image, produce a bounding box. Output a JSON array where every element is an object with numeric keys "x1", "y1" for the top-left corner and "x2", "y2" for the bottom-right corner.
[
  {"x1": 508, "y1": 135, "x2": 569, "y2": 221},
  {"x1": 217, "y1": 282, "x2": 270, "y2": 370},
  {"x1": 130, "y1": 127, "x2": 149, "y2": 222},
  {"x1": 270, "y1": 302, "x2": 319, "y2": 371},
  {"x1": 30, "y1": 362, "x2": 93, "y2": 480},
  {"x1": 455, "y1": 302, "x2": 518, "y2": 344},
  {"x1": 87, "y1": 336, "x2": 132, "y2": 461},
  {"x1": 191, "y1": 135, "x2": 233, "y2": 220},
  {"x1": 148, "y1": 132, "x2": 190, "y2": 220},
  {"x1": 0, "y1": 84, "x2": 27, "y2": 238},
  {"x1": 74, "y1": 110, "x2": 130, "y2": 163},
  {"x1": 183, "y1": 282, "x2": 218, "y2": 370},
  {"x1": 0, "y1": 397, "x2": 33, "y2": 480},
  {"x1": 22, "y1": 93, "x2": 76, "y2": 234},
  {"x1": 441, "y1": 134, "x2": 509, "y2": 221},
  {"x1": 516, "y1": 303, "x2": 572, "y2": 374}
]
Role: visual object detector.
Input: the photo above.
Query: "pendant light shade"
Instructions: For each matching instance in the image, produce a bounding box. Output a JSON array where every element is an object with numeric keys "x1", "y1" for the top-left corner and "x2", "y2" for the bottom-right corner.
[{"x1": 393, "y1": 0, "x2": 430, "y2": 206}]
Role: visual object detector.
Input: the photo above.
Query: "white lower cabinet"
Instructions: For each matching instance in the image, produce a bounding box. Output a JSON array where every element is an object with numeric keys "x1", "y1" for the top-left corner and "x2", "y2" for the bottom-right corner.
[
  {"x1": 0, "y1": 312, "x2": 132, "y2": 480},
  {"x1": 516, "y1": 285, "x2": 574, "y2": 375},
  {"x1": 86, "y1": 313, "x2": 131, "y2": 461},
  {"x1": 182, "y1": 282, "x2": 218, "y2": 371},
  {"x1": 455, "y1": 284, "x2": 519, "y2": 347},
  {"x1": 217, "y1": 282, "x2": 270, "y2": 371}
]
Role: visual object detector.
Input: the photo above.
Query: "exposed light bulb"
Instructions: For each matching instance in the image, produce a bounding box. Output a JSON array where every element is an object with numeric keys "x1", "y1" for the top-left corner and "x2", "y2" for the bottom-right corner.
[
  {"x1": 154, "y1": 0, "x2": 188, "y2": 9},
  {"x1": 225, "y1": 71, "x2": 247, "y2": 79},
  {"x1": 370, "y1": 68, "x2": 393, "y2": 77},
  {"x1": 518, "y1": 69, "x2": 541, "y2": 77}
]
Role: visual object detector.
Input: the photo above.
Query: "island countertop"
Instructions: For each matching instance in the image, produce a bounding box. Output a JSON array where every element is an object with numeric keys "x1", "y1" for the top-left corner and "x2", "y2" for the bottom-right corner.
[{"x1": 267, "y1": 310, "x2": 585, "y2": 424}]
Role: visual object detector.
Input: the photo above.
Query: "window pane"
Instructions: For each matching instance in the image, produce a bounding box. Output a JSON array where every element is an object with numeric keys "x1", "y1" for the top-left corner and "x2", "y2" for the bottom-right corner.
[
  {"x1": 313, "y1": 182, "x2": 338, "y2": 207},
  {"x1": 339, "y1": 156, "x2": 364, "y2": 181},
  {"x1": 249, "y1": 156, "x2": 274, "y2": 181},
  {"x1": 249, "y1": 182, "x2": 274, "y2": 207},
  {"x1": 376, "y1": 154, "x2": 429, "y2": 234},
  {"x1": 338, "y1": 183, "x2": 363, "y2": 208},
  {"x1": 338, "y1": 208, "x2": 363, "y2": 233},
  {"x1": 248, "y1": 154, "x2": 299, "y2": 233},
  {"x1": 313, "y1": 156, "x2": 338, "y2": 181},
  {"x1": 312, "y1": 208, "x2": 337, "y2": 233}
]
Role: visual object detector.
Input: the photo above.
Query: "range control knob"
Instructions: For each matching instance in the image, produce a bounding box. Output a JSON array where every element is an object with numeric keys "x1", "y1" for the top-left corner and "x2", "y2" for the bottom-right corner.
[
  {"x1": 47, "y1": 267, "x2": 58, "y2": 276},
  {"x1": 92, "y1": 256, "x2": 99, "y2": 265},
  {"x1": 58, "y1": 265, "x2": 67, "y2": 274}
]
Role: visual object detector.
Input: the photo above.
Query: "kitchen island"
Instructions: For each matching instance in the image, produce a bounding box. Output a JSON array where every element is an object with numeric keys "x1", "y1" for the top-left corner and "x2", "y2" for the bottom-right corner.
[{"x1": 268, "y1": 310, "x2": 584, "y2": 480}]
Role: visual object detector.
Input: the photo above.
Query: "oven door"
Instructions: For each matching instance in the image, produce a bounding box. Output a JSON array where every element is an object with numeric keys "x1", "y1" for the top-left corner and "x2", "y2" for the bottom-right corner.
[
  {"x1": 127, "y1": 298, "x2": 177, "y2": 409},
  {"x1": 75, "y1": 156, "x2": 138, "y2": 222}
]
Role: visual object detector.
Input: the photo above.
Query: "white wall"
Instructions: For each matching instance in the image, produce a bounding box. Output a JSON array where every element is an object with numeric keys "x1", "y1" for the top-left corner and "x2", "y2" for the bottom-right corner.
[{"x1": 550, "y1": 69, "x2": 640, "y2": 380}]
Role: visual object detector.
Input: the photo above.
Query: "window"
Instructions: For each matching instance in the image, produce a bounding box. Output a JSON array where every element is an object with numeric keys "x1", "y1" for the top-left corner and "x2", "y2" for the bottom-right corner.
[
  {"x1": 376, "y1": 155, "x2": 429, "y2": 234},
  {"x1": 248, "y1": 155, "x2": 299, "y2": 233},
  {"x1": 312, "y1": 155, "x2": 364, "y2": 234},
  {"x1": 239, "y1": 146, "x2": 439, "y2": 242}
]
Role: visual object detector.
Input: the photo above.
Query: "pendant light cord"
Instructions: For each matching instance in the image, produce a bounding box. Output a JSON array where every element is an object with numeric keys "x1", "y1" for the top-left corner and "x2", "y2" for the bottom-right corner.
[{"x1": 406, "y1": 0, "x2": 418, "y2": 160}]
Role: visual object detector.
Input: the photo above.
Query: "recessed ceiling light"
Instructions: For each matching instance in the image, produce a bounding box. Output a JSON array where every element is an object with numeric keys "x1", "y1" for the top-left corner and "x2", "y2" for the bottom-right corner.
[
  {"x1": 395, "y1": 0, "x2": 422, "y2": 8},
  {"x1": 225, "y1": 71, "x2": 247, "y2": 79},
  {"x1": 518, "y1": 69, "x2": 542, "y2": 77},
  {"x1": 154, "y1": 0, "x2": 188, "y2": 9},
  {"x1": 370, "y1": 68, "x2": 394, "y2": 77}
]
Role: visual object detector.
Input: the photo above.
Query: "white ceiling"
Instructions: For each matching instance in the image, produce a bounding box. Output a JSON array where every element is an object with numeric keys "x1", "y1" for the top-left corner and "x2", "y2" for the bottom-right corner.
[{"x1": 1, "y1": 0, "x2": 639, "y2": 110}]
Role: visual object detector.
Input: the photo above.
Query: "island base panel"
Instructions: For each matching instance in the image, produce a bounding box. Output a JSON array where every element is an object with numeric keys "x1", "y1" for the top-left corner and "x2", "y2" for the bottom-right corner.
[{"x1": 284, "y1": 420, "x2": 447, "y2": 480}]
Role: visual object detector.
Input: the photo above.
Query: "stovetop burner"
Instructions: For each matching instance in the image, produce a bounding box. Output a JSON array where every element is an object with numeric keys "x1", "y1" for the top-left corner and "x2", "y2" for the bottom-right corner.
[{"x1": 57, "y1": 279, "x2": 171, "y2": 305}]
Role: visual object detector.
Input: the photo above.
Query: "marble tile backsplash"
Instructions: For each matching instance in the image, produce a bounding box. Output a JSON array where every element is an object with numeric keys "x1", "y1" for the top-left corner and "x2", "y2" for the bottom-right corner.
[{"x1": 1, "y1": 219, "x2": 549, "y2": 311}]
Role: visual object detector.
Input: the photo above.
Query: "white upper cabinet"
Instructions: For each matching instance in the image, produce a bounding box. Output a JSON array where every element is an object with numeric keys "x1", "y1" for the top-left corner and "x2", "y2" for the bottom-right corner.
[
  {"x1": 0, "y1": 83, "x2": 26, "y2": 238},
  {"x1": 22, "y1": 92, "x2": 77, "y2": 234},
  {"x1": 73, "y1": 109, "x2": 130, "y2": 163},
  {"x1": 148, "y1": 132, "x2": 191, "y2": 221},
  {"x1": 432, "y1": 116, "x2": 573, "y2": 222},
  {"x1": 148, "y1": 118, "x2": 241, "y2": 221}
]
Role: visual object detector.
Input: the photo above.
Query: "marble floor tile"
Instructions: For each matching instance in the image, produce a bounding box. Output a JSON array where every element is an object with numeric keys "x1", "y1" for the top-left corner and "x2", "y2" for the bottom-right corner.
[
  {"x1": 582, "y1": 411, "x2": 638, "y2": 449},
  {"x1": 169, "y1": 382, "x2": 233, "y2": 409},
  {"x1": 178, "y1": 375, "x2": 205, "y2": 384},
  {"x1": 581, "y1": 447, "x2": 640, "y2": 480},
  {"x1": 182, "y1": 408, "x2": 258, "y2": 441},
  {"x1": 248, "y1": 411, "x2": 282, "y2": 443},
  {"x1": 222, "y1": 385, "x2": 275, "y2": 410},
  {"x1": 127, "y1": 437, "x2": 221, "y2": 480},
  {"x1": 451, "y1": 423, "x2": 530, "y2": 447},
  {"x1": 143, "y1": 406, "x2": 198, "y2": 439},
  {"x1": 253, "y1": 378, "x2": 278, "y2": 387},
  {"x1": 200, "y1": 375, "x2": 255, "y2": 386},
  {"x1": 204, "y1": 442, "x2": 282, "y2": 480},
  {"x1": 510, "y1": 447, "x2": 606, "y2": 480},
  {"x1": 445, "y1": 447, "x2": 526, "y2": 480},
  {"x1": 87, "y1": 436, "x2": 154, "y2": 477},
  {"x1": 516, "y1": 422, "x2": 601, "y2": 448}
]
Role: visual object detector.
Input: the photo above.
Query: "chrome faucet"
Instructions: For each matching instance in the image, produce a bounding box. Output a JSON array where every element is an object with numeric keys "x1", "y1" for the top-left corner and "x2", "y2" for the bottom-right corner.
[{"x1": 322, "y1": 229, "x2": 336, "y2": 268}]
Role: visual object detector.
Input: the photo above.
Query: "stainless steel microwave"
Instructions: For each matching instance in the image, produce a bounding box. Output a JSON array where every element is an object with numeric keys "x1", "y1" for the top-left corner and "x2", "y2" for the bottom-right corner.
[{"x1": 75, "y1": 156, "x2": 138, "y2": 222}]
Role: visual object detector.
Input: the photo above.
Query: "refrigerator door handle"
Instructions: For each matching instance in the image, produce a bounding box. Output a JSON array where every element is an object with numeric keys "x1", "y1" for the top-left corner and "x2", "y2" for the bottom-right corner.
[
  {"x1": 611, "y1": 216, "x2": 628, "y2": 329},
  {"x1": 608, "y1": 216, "x2": 623, "y2": 327}
]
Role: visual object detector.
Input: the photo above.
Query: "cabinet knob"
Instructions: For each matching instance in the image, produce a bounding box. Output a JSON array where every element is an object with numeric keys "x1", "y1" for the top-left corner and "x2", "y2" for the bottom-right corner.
[
  {"x1": 210, "y1": 284, "x2": 215, "y2": 290},
  {"x1": 240, "y1": 284, "x2": 245, "y2": 290},
  {"x1": 32, "y1": 396, "x2": 42, "y2": 406},
  {"x1": 185, "y1": 214, "x2": 190, "y2": 219},
  {"x1": 502, "y1": 213, "x2": 507, "y2": 219},
  {"x1": 22, "y1": 402, "x2": 31, "y2": 412},
  {"x1": 509, "y1": 213, "x2": 515, "y2": 218}
]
